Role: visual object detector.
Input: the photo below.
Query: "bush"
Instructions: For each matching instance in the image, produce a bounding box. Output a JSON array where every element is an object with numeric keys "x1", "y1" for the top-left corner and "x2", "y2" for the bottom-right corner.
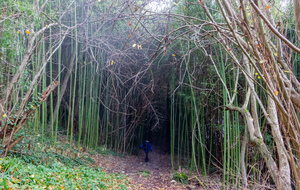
[
  {"x1": 173, "y1": 172, "x2": 188, "y2": 184},
  {"x1": 140, "y1": 169, "x2": 150, "y2": 177},
  {"x1": 0, "y1": 157, "x2": 129, "y2": 189}
]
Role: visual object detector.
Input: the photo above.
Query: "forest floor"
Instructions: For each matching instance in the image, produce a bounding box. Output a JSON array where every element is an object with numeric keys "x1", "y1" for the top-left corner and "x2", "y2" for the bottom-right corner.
[
  {"x1": 93, "y1": 149, "x2": 223, "y2": 190},
  {"x1": 0, "y1": 132, "x2": 223, "y2": 189},
  {"x1": 94, "y1": 150, "x2": 186, "y2": 189}
]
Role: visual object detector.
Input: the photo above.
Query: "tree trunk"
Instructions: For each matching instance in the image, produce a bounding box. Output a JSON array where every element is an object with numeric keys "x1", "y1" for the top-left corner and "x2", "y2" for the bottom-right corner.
[
  {"x1": 267, "y1": 97, "x2": 291, "y2": 190},
  {"x1": 240, "y1": 126, "x2": 248, "y2": 188},
  {"x1": 52, "y1": 53, "x2": 76, "y2": 123}
]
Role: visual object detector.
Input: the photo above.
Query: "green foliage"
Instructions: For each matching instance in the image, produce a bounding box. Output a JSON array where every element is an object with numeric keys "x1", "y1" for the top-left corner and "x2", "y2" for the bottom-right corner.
[
  {"x1": 10, "y1": 129, "x2": 95, "y2": 168},
  {"x1": 95, "y1": 146, "x2": 125, "y2": 157},
  {"x1": 264, "y1": 129, "x2": 274, "y2": 149},
  {"x1": 173, "y1": 172, "x2": 188, "y2": 184},
  {"x1": 0, "y1": 131, "x2": 130, "y2": 189},
  {"x1": 140, "y1": 169, "x2": 150, "y2": 177},
  {"x1": 0, "y1": 157, "x2": 129, "y2": 189},
  {"x1": 25, "y1": 94, "x2": 42, "y2": 111},
  {"x1": 0, "y1": 0, "x2": 40, "y2": 57}
]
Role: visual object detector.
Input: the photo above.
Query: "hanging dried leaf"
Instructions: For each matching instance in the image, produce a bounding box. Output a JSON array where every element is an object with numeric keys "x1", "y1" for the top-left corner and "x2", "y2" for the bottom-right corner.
[
  {"x1": 128, "y1": 20, "x2": 132, "y2": 26},
  {"x1": 137, "y1": 45, "x2": 142, "y2": 49},
  {"x1": 277, "y1": 22, "x2": 281, "y2": 27},
  {"x1": 275, "y1": 91, "x2": 279, "y2": 96},
  {"x1": 163, "y1": 47, "x2": 166, "y2": 56},
  {"x1": 199, "y1": 0, "x2": 202, "y2": 4},
  {"x1": 132, "y1": 44, "x2": 136, "y2": 47},
  {"x1": 266, "y1": 5, "x2": 270, "y2": 9}
]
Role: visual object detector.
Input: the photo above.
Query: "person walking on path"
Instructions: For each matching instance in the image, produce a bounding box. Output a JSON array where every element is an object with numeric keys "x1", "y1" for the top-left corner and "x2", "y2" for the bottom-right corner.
[{"x1": 140, "y1": 140, "x2": 152, "y2": 162}]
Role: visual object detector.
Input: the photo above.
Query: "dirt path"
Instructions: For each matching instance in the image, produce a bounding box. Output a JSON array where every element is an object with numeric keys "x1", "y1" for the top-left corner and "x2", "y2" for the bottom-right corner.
[{"x1": 93, "y1": 150, "x2": 188, "y2": 189}]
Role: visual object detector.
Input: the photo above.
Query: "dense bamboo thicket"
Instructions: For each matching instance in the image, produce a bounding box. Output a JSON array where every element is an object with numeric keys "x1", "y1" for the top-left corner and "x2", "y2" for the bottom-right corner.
[{"x1": 1, "y1": 0, "x2": 300, "y2": 189}]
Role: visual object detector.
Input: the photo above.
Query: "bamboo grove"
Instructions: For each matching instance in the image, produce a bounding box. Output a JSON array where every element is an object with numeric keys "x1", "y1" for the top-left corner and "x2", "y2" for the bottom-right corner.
[{"x1": 1, "y1": 0, "x2": 300, "y2": 189}]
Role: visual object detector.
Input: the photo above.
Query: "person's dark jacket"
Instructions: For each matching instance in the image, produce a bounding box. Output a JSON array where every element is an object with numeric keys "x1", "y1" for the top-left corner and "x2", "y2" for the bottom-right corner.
[{"x1": 140, "y1": 141, "x2": 152, "y2": 153}]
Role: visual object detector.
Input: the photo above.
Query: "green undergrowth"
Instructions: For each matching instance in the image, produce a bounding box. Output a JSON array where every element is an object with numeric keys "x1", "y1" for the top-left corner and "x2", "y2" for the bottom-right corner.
[
  {"x1": 0, "y1": 131, "x2": 130, "y2": 189},
  {"x1": 0, "y1": 157, "x2": 128, "y2": 189},
  {"x1": 173, "y1": 172, "x2": 188, "y2": 184},
  {"x1": 12, "y1": 132, "x2": 95, "y2": 168},
  {"x1": 94, "y1": 146, "x2": 126, "y2": 157},
  {"x1": 139, "y1": 169, "x2": 150, "y2": 177}
]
